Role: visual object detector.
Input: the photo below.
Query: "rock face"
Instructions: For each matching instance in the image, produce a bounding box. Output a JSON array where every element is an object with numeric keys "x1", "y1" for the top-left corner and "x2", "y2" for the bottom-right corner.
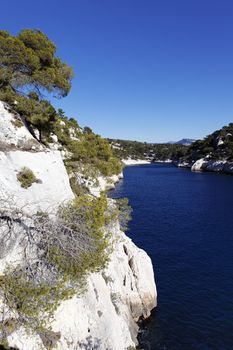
[
  {"x1": 52, "y1": 227, "x2": 156, "y2": 350},
  {"x1": 88, "y1": 173, "x2": 124, "y2": 197},
  {"x1": 0, "y1": 102, "x2": 157, "y2": 349},
  {"x1": 191, "y1": 158, "x2": 206, "y2": 172},
  {"x1": 202, "y1": 160, "x2": 233, "y2": 174},
  {"x1": 0, "y1": 149, "x2": 74, "y2": 213},
  {"x1": 0, "y1": 101, "x2": 42, "y2": 151},
  {"x1": 7, "y1": 224, "x2": 156, "y2": 350},
  {"x1": 176, "y1": 161, "x2": 192, "y2": 168},
  {"x1": 191, "y1": 158, "x2": 233, "y2": 174}
]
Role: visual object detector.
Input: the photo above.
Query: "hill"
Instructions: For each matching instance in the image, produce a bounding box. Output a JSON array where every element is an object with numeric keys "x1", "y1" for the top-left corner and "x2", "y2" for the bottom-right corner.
[
  {"x1": 175, "y1": 138, "x2": 196, "y2": 146},
  {"x1": 182, "y1": 123, "x2": 233, "y2": 162},
  {"x1": 109, "y1": 138, "x2": 187, "y2": 162},
  {"x1": 178, "y1": 123, "x2": 233, "y2": 174}
]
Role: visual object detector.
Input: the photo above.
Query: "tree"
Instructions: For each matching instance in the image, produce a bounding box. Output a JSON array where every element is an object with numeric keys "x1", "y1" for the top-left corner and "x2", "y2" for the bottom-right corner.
[
  {"x1": 0, "y1": 29, "x2": 73, "y2": 97},
  {"x1": 0, "y1": 29, "x2": 73, "y2": 140}
]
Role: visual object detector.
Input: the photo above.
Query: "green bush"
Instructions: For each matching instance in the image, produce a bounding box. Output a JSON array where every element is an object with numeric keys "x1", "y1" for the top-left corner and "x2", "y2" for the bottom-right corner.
[
  {"x1": 12, "y1": 117, "x2": 23, "y2": 128},
  {"x1": 17, "y1": 167, "x2": 38, "y2": 188},
  {"x1": 66, "y1": 131, "x2": 122, "y2": 177},
  {"x1": 69, "y1": 176, "x2": 88, "y2": 196},
  {"x1": 114, "y1": 198, "x2": 132, "y2": 231},
  {"x1": 0, "y1": 269, "x2": 74, "y2": 333},
  {"x1": 48, "y1": 193, "x2": 112, "y2": 280},
  {"x1": 0, "y1": 193, "x2": 116, "y2": 341},
  {"x1": 0, "y1": 29, "x2": 73, "y2": 142}
]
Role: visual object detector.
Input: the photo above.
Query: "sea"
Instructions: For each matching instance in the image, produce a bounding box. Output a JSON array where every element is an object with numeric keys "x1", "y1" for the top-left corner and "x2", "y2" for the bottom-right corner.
[{"x1": 109, "y1": 163, "x2": 233, "y2": 350}]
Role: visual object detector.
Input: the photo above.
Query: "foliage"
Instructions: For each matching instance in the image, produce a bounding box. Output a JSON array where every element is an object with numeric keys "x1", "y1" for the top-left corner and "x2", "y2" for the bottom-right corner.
[
  {"x1": 48, "y1": 194, "x2": 111, "y2": 279},
  {"x1": 0, "y1": 28, "x2": 122, "y2": 177},
  {"x1": 0, "y1": 27, "x2": 132, "y2": 349},
  {"x1": 181, "y1": 123, "x2": 233, "y2": 162},
  {"x1": 69, "y1": 176, "x2": 88, "y2": 197},
  {"x1": 53, "y1": 111, "x2": 81, "y2": 146},
  {"x1": 16, "y1": 167, "x2": 37, "y2": 188},
  {"x1": 0, "y1": 29, "x2": 73, "y2": 141},
  {"x1": 0, "y1": 193, "x2": 116, "y2": 342},
  {"x1": 114, "y1": 198, "x2": 132, "y2": 231},
  {"x1": 39, "y1": 329, "x2": 61, "y2": 350},
  {"x1": 109, "y1": 138, "x2": 187, "y2": 162},
  {"x1": 0, "y1": 270, "x2": 73, "y2": 324},
  {"x1": 0, "y1": 29, "x2": 73, "y2": 97},
  {"x1": 11, "y1": 117, "x2": 23, "y2": 128},
  {"x1": 54, "y1": 115, "x2": 123, "y2": 178},
  {"x1": 66, "y1": 131, "x2": 122, "y2": 177}
]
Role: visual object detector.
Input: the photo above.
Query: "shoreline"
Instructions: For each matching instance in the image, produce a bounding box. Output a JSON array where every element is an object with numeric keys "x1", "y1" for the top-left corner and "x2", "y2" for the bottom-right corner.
[
  {"x1": 176, "y1": 159, "x2": 233, "y2": 175},
  {"x1": 122, "y1": 158, "x2": 151, "y2": 166}
]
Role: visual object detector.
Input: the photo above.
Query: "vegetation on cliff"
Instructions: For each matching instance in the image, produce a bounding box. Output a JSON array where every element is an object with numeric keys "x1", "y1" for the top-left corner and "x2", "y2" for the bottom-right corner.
[
  {"x1": 109, "y1": 138, "x2": 187, "y2": 161},
  {"x1": 17, "y1": 167, "x2": 39, "y2": 188},
  {"x1": 0, "y1": 29, "x2": 73, "y2": 141},
  {"x1": 0, "y1": 29, "x2": 122, "y2": 180},
  {"x1": 111, "y1": 124, "x2": 233, "y2": 166},
  {"x1": 180, "y1": 123, "x2": 233, "y2": 163},
  {"x1": 0, "y1": 28, "x2": 126, "y2": 348},
  {"x1": 0, "y1": 193, "x2": 121, "y2": 347}
]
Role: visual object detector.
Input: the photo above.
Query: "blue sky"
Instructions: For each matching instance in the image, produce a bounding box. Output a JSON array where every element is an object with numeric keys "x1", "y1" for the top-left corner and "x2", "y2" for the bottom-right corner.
[{"x1": 1, "y1": 0, "x2": 233, "y2": 142}]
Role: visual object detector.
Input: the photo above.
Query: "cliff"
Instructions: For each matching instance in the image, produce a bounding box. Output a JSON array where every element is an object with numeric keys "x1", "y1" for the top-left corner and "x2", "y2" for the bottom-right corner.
[
  {"x1": 177, "y1": 122, "x2": 233, "y2": 175},
  {"x1": 0, "y1": 101, "x2": 156, "y2": 350},
  {"x1": 190, "y1": 158, "x2": 233, "y2": 174}
]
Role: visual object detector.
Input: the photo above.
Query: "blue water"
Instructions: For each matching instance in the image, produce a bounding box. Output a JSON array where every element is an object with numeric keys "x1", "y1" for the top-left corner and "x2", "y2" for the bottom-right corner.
[{"x1": 109, "y1": 163, "x2": 233, "y2": 350}]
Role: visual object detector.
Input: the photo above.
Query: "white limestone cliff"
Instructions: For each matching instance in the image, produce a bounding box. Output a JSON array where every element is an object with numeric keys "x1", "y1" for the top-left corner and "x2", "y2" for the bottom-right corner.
[
  {"x1": 191, "y1": 158, "x2": 206, "y2": 172},
  {"x1": 7, "y1": 223, "x2": 156, "y2": 350},
  {"x1": 0, "y1": 102, "x2": 157, "y2": 350},
  {"x1": 191, "y1": 158, "x2": 233, "y2": 174},
  {"x1": 177, "y1": 161, "x2": 192, "y2": 168}
]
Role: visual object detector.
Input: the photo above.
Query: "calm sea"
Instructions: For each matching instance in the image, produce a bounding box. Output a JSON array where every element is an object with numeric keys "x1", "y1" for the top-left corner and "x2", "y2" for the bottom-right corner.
[{"x1": 109, "y1": 163, "x2": 233, "y2": 350}]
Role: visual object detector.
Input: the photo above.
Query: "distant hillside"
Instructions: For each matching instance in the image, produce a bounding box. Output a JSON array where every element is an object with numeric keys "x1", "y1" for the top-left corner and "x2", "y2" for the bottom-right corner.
[
  {"x1": 176, "y1": 138, "x2": 196, "y2": 145},
  {"x1": 168, "y1": 138, "x2": 196, "y2": 146},
  {"x1": 181, "y1": 123, "x2": 233, "y2": 162},
  {"x1": 108, "y1": 138, "x2": 187, "y2": 162}
]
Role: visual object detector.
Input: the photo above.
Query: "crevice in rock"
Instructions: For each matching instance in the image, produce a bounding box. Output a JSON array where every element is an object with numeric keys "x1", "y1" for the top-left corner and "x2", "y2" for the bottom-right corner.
[
  {"x1": 128, "y1": 257, "x2": 134, "y2": 270},
  {"x1": 123, "y1": 244, "x2": 128, "y2": 255},
  {"x1": 123, "y1": 275, "x2": 126, "y2": 286}
]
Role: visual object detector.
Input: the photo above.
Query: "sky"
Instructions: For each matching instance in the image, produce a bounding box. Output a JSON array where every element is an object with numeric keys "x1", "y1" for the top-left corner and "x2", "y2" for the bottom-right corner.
[{"x1": 1, "y1": 0, "x2": 233, "y2": 142}]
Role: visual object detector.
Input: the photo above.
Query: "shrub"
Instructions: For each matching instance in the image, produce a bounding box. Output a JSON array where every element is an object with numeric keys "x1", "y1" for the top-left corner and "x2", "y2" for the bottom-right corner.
[
  {"x1": 114, "y1": 198, "x2": 132, "y2": 231},
  {"x1": 39, "y1": 329, "x2": 61, "y2": 350},
  {"x1": 63, "y1": 128, "x2": 122, "y2": 178},
  {"x1": 11, "y1": 118, "x2": 23, "y2": 128},
  {"x1": 0, "y1": 268, "x2": 75, "y2": 334},
  {"x1": 16, "y1": 167, "x2": 37, "y2": 188},
  {"x1": 0, "y1": 193, "x2": 115, "y2": 341},
  {"x1": 47, "y1": 193, "x2": 112, "y2": 280},
  {"x1": 69, "y1": 176, "x2": 88, "y2": 197}
]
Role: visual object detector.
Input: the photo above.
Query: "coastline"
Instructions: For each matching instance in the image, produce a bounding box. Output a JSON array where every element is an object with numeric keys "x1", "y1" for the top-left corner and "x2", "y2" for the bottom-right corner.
[
  {"x1": 176, "y1": 159, "x2": 233, "y2": 175},
  {"x1": 122, "y1": 158, "x2": 151, "y2": 166}
]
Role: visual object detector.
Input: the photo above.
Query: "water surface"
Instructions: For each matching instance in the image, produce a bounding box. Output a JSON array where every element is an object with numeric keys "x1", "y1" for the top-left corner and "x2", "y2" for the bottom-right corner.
[{"x1": 109, "y1": 163, "x2": 233, "y2": 350}]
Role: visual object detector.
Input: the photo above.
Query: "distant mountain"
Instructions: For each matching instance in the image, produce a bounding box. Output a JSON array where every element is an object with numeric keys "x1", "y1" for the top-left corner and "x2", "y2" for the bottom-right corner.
[
  {"x1": 168, "y1": 138, "x2": 196, "y2": 146},
  {"x1": 175, "y1": 138, "x2": 196, "y2": 145}
]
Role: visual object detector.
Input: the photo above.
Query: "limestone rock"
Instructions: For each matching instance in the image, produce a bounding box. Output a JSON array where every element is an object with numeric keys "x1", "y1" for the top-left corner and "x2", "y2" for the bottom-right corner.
[{"x1": 0, "y1": 101, "x2": 157, "y2": 350}]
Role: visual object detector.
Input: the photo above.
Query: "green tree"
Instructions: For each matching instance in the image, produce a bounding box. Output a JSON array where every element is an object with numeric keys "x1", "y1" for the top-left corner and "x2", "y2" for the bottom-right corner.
[
  {"x1": 0, "y1": 29, "x2": 73, "y2": 140},
  {"x1": 0, "y1": 29, "x2": 73, "y2": 97}
]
